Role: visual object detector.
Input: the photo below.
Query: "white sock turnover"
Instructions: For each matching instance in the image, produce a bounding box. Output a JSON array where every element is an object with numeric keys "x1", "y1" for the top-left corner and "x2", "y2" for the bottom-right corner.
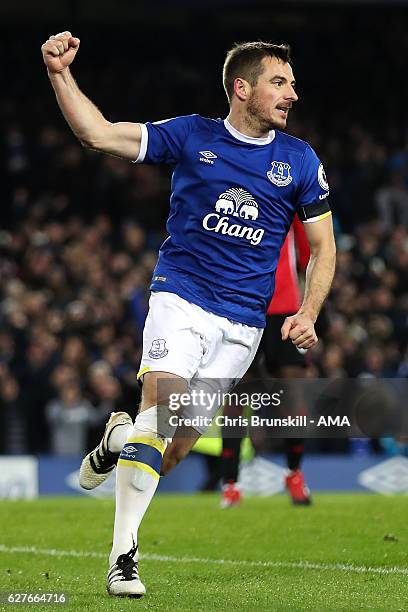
[{"x1": 108, "y1": 422, "x2": 132, "y2": 453}]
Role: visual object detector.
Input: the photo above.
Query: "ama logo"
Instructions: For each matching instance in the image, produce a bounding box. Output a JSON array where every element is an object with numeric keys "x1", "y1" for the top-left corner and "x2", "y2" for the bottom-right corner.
[{"x1": 202, "y1": 187, "x2": 264, "y2": 246}]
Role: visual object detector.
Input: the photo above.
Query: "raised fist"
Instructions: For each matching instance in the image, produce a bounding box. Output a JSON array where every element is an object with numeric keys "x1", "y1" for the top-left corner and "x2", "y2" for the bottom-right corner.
[{"x1": 41, "y1": 31, "x2": 80, "y2": 73}]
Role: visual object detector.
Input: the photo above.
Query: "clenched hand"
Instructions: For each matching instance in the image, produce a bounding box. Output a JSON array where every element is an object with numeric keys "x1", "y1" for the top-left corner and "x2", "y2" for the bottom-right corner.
[
  {"x1": 41, "y1": 31, "x2": 80, "y2": 74},
  {"x1": 281, "y1": 313, "x2": 318, "y2": 350}
]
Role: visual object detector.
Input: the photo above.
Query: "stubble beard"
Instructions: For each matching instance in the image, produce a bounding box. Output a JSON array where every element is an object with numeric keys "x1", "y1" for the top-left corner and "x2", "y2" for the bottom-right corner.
[{"x1": 246, "y1": 91, "x2": 286, "y2": 133}]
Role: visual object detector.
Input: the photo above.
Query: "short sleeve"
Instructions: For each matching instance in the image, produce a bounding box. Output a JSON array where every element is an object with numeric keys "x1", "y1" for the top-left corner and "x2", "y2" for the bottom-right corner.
[
  {"x1": 296, "y1": 145, "x2": 331, "y2": 223},
  {"x1": 135, "y1": 115, "x2": 197, "y2": 165}
]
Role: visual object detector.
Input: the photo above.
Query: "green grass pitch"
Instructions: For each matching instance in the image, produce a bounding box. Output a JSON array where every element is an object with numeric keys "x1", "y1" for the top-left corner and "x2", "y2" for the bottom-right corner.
[{"x1": 1, "y1": 494, "x2": 408, "y2": 611}]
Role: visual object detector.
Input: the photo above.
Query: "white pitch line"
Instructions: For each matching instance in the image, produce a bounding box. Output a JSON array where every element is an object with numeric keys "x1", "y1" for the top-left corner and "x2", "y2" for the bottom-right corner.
[{"x1": 0, "y1": 544, "x2": 407, "y2": 577}]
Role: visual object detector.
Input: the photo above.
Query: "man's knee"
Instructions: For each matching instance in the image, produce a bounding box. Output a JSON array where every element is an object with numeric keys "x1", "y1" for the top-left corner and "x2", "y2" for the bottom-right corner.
[{"x1": 141, "y1": 371, "x2": 187, "y2": 411}]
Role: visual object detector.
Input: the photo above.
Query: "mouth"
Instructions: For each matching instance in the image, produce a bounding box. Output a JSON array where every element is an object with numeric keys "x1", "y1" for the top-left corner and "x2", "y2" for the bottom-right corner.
[{"x1": 275, "y1": 105, "x2": 291, "y2": 118}]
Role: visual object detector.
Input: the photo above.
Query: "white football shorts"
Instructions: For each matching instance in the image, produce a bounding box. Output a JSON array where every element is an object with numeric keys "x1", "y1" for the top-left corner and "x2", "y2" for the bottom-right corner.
[{"x1": 137, "y1": 291, "x2": 263, "y2": 433}]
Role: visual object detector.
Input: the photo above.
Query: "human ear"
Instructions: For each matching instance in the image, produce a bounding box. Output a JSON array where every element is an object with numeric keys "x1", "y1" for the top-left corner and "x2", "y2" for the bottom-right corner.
[{"x1": 234, "y1": 77, "x2": 250, "y2": 101}]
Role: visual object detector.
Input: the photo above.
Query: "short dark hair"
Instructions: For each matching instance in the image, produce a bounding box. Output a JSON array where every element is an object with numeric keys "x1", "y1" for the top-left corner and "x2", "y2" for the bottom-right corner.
[{"x1": 223, "y1": 41, "x2": 292, "y2": 102}]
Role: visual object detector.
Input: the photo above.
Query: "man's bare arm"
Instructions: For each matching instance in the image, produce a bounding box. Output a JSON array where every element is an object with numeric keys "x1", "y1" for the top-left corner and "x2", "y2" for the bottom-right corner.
[
  {"x1": 281, "y1": 215, "x2": 336, "y2": 349},
  {"x1": 299, "y1": 215, "x2": 336, "y2": 322},
  {"x1": 41, "y1": 31, "x2": 142, "y2": 160}
]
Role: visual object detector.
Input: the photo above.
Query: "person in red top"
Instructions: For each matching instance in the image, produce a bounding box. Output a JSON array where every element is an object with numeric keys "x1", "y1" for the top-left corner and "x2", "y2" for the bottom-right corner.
[
  {"x1": 269, "y1": 214, "x2": 310, "y2": 316},
  {"x1": 221, "y1": 216, "x2": 312, "y2": 507}
]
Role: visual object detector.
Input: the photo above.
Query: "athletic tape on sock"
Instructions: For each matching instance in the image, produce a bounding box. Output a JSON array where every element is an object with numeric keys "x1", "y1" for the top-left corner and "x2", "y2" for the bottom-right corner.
[
  {"x1": 119, "y1": 439, "x2": 165, "y2": 480},
  {"x1": 118, "y1": 406, "x2": 172, "y2": 487}
]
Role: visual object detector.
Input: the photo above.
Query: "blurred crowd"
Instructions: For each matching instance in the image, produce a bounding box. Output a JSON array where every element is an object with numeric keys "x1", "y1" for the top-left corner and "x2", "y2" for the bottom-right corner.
[
  {"x1": 0, "y1": 19, "x2": 407, "y2": 455},
  {"x1": 0, "y1": 203, "x2": 153, "y2": 453}
]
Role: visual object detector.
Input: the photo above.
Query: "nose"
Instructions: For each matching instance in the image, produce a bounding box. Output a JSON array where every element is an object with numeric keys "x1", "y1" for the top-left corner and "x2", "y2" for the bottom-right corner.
[{"x1": 287, "y1": 85, "x2": 298, "y2": 102}]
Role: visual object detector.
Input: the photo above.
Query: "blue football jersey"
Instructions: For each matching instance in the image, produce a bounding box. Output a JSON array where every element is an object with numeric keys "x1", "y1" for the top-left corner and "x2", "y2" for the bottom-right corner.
[{"x1": 136, "y1": 115, "x2": 331, "y2": 328}]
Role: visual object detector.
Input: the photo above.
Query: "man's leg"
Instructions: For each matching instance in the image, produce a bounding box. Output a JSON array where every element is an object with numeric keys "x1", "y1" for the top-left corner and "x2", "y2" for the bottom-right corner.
[
  {"x1": 278, "y1": 365, "x2": 311, "y2": 506},
  {"x1": 108, "y1": 371, "x2": 187, "y2": 597},
  {"x1": 285, "y1": 437, "x2": 311, "y2": 505},
  {"x1": 221, "y1": 436, "x2": 242, "y2": 484},
  {"x1": 219, "y1": 400, "x2": 245, "y2": 507},
  {"x1": 161, "y1": 424, "x2": 201, "y2": 475},
  {"x1": 285, "y1": 438, "x2": 305, "y2": 472},
  {"x1": 107, "y1": 294, "x2": 262, "y2": 595},
  {"x1": 79, "y1": 412, "x2": 133, "y2": 490},
  {"x1": 79, "y1": 416, "x2": 202, "y2": 486}
]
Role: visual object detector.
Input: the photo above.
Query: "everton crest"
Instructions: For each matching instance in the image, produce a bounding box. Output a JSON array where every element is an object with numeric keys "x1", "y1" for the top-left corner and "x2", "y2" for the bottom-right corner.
[
  {"x1": 148, "y1": 338, "x2": 169, "y2": 359},
  {"x1": 267, "y1": 161, "x2": 293, "y2": 187}
]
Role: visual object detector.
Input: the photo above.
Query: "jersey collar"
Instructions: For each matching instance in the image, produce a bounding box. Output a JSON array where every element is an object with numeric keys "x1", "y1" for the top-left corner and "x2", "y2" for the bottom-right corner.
[{"x1": 223, "y1": 118, "x2": 275, "y2": 145}]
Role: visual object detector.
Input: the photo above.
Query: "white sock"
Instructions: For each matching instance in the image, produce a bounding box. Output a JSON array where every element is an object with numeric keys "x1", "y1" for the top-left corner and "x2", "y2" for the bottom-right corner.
[
  {"x1": 109, "y1": 405, "x2": 173, "y2": 566},
  {"x1": 108, "y1": 423, "x2": 132, "y2": 453}
]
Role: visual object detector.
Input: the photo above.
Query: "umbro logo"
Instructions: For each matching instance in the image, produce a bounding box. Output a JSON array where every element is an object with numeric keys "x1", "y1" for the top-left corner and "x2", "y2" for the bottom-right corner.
[
  {"x1": 123, "y1": 446, "x2": 138, "y2": 454},
  {"x1": 199, "y1": 150, "x2": 217, "y2": 165},
  {"x1": 200, "y1": 150, "x2": 217, "y2": 159}
]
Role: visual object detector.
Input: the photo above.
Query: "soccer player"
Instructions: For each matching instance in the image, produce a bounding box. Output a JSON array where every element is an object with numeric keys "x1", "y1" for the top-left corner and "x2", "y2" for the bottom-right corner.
[
  {"x1": 221, "y1": 216, "x2": 313, "y2": 508},
  {"x1": 41, "y1": 33, "x2": 336, "y2": 597}
]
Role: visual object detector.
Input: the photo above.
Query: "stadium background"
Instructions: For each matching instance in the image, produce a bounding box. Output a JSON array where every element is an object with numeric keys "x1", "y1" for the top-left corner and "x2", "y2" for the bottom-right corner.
[{"x1": 0, "y1": 0, "x2": 408, "y2": 496}]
